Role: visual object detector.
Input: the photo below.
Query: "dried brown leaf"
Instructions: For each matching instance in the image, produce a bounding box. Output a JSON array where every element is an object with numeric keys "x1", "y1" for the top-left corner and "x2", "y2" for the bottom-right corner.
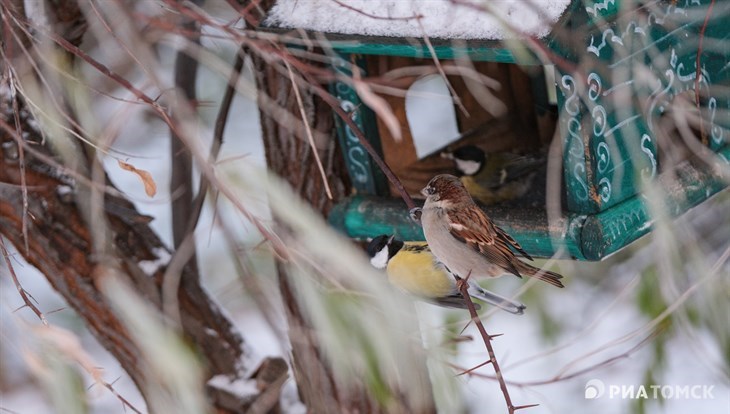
[{"x1": 118, "y1": 160, "x2": 157, "y2": 197}]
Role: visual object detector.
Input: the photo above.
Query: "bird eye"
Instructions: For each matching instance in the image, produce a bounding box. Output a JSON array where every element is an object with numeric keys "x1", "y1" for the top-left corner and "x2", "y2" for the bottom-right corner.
[{"x1": 426, "y1": 186, "x2": 435, "y2": 195}]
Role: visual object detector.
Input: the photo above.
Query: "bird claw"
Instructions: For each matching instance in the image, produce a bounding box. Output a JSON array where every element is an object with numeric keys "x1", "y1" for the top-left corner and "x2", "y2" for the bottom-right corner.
[{"x1": 409, "y1": 207, "x2": 422, "y2": 224}]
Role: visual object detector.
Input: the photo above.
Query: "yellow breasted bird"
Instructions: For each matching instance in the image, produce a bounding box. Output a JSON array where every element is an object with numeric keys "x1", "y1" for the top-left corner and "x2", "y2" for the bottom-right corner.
[
  {"x1": 366, "y1": 235, "x2": 526, "y2": 315},
  {"x1": 441, "y1": 145, "x2": 544, "y2": 205}
]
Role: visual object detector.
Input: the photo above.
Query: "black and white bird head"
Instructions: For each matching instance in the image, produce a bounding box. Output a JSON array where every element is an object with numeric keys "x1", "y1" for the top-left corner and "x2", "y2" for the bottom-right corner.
[
  {"x1": 366, "y1": 234, "x2": 404, "y2": 269},
  {"x1": 442, "y1": 145, "x2": 486, "y2": 176}
]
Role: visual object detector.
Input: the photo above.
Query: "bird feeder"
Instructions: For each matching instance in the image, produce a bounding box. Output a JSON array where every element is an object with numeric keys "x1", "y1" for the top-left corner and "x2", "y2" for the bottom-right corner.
[{"x1": 262, "y1": 0, "x2": 729, "y2": 260}]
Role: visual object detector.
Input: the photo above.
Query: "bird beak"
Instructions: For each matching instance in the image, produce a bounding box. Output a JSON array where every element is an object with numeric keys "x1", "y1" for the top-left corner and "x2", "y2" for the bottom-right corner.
[
  {"x1": 440, "y1": 151, "x2": 454, "y2": 160},
  {"x1": 420, "y1": 187, "x2": 429, "y2": 197},
  {"x1": 387, "y1": 234, "x2": 395, "y2": 244}
]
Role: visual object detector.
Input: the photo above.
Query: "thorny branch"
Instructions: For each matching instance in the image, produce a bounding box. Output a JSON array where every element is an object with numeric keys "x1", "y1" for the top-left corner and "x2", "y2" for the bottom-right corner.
[
  {"x1": 456, "y1": 273, "x2": 537, "y2": 413},
  {"x1": 0, "y1": 237, "x2": 48, "y2": 325},
  {"x1": 6, "y1": 74, "x2": 29, "y2": 254},
  {"x1": 454, "y1": 326, "x2": 662, "y2": 388}
]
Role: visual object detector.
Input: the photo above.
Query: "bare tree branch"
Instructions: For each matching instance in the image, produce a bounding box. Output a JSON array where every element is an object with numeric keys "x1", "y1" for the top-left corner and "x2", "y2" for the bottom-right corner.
[
  {"x1": 170, "y1": 3, "x2": 203, "y2": 278},
  {"x1": 0, "y1": 237, "x2": 48, "y2": 325}
]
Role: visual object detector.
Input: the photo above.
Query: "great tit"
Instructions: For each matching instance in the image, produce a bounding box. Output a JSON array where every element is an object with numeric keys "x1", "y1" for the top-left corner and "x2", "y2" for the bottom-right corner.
[
  {"x1": 441, "y1": 145, "x2": 544, "y2": 205},
  {"x1": 366, "y1": 235, "x2": 526, "y2": 315}
]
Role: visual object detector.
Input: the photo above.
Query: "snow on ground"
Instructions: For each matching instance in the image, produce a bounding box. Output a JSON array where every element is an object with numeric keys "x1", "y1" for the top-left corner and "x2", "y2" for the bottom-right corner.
[{"x1": 266, "y1": 0, "x2": 571, "y2": 39}]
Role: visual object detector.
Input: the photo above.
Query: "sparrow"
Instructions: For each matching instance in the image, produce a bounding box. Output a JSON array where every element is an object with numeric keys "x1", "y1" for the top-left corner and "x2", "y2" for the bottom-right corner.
[
  {"x1": 441, "y1": 145, "x2": 544, "y2": 205},
  {"x1": 417, "y1": 174, "x2": 564, "y2": 288},
  {"x1": 366, "y1": 234, "x2": 526, "y2": 315}
]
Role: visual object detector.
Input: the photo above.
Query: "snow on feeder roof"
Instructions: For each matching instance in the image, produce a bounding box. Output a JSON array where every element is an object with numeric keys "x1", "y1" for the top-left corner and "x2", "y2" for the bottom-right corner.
[{"x1": 265, "y1": 0, "x2": 572, "y2": 40}]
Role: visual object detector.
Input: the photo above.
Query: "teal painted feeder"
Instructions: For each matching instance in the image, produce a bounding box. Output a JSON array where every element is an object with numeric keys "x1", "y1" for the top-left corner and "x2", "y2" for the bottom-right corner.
[{"x1": 264, "y1": 0, "x2": 730, "y2": 260}]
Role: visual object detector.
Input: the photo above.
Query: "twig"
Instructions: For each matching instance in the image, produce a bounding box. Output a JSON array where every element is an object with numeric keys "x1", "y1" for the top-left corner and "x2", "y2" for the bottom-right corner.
[
  {"x1": 417, "y1": 20, "x2": 469, "y2": 118},
  {"x1": 6, "y1": 71, "x2": 29, "y2": 254},
  {"x1": 223, "y1": 0, "x2": 263, "y2": 27},
  {"x1": 88, "y1": 0, "x2": 157, "y2": 83},
  {"x1": 455, "y1": 272, "x2": 536, "y2": 413},
  {"x1": 187, "y1": 46, "x2": 246, "y2": 235},
  {"x1": 170, "y1": 10, "x2": 201, "y2": 275},
  {"x1": 695, "y1": 0, "x2": 715, "y2": 145},
  {"x1": 330, "y1": 0, "x2": 424, "y2": 21},
  {"x1": 0, "y1": 237, "x2": 48, "y2": 325},
  {"x1": 284, "y1": 59, "x2": 333, "y2": 199},
  {"x1": 93, "y1": 379, "x2": 144, "y2": 414},
  {"x1": 163, "y1": 1, "x2": 205, "y2": 325},
  {"x1": 40, "y1": 25, "x2": 157, "y2": 106},
  {"x1": 453, "y1": 327, "x2": 661, "y2": 388},
  {"x1": 456, "y1": 359, "x2": 492, "y2": 376}
]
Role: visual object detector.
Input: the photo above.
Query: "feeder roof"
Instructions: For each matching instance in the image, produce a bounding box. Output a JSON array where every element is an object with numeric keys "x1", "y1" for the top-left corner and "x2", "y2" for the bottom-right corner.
[{"x1": 265, "y1": 0, "x2": 572, "y2": 40}]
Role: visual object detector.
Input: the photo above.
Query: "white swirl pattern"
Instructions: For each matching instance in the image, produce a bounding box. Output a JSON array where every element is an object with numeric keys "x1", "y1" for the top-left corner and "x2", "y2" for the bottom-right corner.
[
  {"x1": 640, "y1": 134, "x2": 657, "y2": 181},
  {"x1": 596, "y1": 142, "x2": 610, "y2": 173}
]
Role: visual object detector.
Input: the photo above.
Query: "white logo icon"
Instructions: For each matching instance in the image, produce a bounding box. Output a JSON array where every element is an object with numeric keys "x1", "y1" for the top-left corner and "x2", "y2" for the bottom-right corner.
[{"x1": 585, "y1": 379, "x2": 605, "y2": 399}]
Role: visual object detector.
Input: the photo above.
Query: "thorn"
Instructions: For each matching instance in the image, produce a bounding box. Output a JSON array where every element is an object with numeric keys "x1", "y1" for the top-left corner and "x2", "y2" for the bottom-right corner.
[
  {"x1": 459, "y1": 319, "x2": 473, "y2": 335},
  {"x1": 444, "y1": 335, "x2": 473, "y2": 345},
  {"x1": 457, "y1": 359, "x2": 493, "y2": 376},
  {"x1": 12, "y1": 304, "x2": 28, "y2": 313},
  {"x1": 46, "y1": 307, "x2": 67, "y2": 315},
  {"x1": 489, "y1": 333, "x2": 503, "y2": 340},
  {"x1": 512, "y1": 403, "x2": 540, "y2": 411}
]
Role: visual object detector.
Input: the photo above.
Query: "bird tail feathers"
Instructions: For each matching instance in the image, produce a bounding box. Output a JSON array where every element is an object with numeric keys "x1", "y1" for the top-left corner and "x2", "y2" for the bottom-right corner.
[{"x1": 515, "y1": 261, "x2": 564, "y2": 288}]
